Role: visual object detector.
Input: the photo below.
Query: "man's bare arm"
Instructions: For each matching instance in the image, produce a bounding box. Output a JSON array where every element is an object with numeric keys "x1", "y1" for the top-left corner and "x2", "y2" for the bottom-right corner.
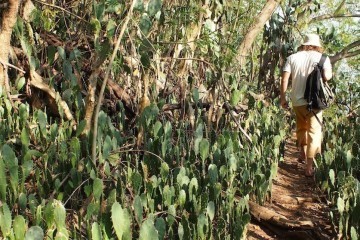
[
  {"x1": 280, "y1": 71, "x2": 290, "y2": 109},
  {"x1": 322, "y1": 68, "x2": 332, "y2": 82}
]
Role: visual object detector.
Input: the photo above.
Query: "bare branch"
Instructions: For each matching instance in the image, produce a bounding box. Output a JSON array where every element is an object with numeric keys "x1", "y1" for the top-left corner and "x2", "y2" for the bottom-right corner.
[
  {"x1": 310, "y1": 13, "x2": 360, "y2": 23},
  {"x1": 33, "y1": 0, "x2": 89, "y2": 23},
  {"x1": 30, "y1": 70, "x2": 75, "y2": 122},
  {"x1": 237, "y1": 0, "x2": 281, "y2": 68},
  {"x1": 330, "y1": 40, "x2": 360, "y2": 64},
  {"x1": 92, "y1": 0, "x2": 137, "y2": 165},
  {"x1": 0, "y1": 59, "x2": 25, "y2": 73}
]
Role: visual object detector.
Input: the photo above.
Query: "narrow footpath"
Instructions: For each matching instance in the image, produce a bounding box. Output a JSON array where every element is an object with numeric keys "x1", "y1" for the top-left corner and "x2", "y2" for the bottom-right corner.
[{"x1": 246, "y1": 133, "x2": 336, "y2": 240}]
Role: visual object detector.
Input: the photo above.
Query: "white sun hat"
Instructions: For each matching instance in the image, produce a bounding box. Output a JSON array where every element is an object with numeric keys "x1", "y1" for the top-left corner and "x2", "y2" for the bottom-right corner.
[{"x1": 301, "y1": 34, "x2": 322, "y2": 47}]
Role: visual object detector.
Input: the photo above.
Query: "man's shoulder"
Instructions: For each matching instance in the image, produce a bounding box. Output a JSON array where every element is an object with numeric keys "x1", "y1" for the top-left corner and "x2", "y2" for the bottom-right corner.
[{"x1": 289, "y1": 51, "x2": 307, "y2": 58}]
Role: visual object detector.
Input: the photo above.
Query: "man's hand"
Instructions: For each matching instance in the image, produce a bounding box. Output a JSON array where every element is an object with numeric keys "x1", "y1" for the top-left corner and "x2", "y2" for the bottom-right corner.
[{"x1": 280, "y1": 97, "x2": 289, "y2": 110}]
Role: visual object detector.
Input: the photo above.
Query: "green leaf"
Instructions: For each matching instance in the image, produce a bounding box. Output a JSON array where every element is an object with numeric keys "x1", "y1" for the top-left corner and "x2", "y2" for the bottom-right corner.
[
  {"x1": 230, "y1": 90, "x2": 242, "y2": 106},
  {"x1": 21, "y1": 127, "x2": 30, "y2": 149},
  {"x1": 18, "y1": 193, "x2": 27, "y2": 211},
  {"x1": 346, "y1": 150, "x2": 352, "y2": 171},
  {"x1": 2, "y1": 145, "x2": 19, "y2": 196},
  {"x1": 103, "y1": 135, "x2": 112, "y2": 160},
  {"x1": 134, "y1": 0, "x2": 145, "y2": 12},
  {"x1": 111, "y1": 202, "x2": 132, "y2": 240},
  {"x1": 208, "y1": 164, "x2": 218, "y2": 184},
  {"x1": 163, "y1": 185, "x2": 172, "y2": 206},
  {"x1": 139, "y1": 218, "x2": 158, "y2": 240},
  {"x1": 178, "y1": 223, "x2": 184, "y2": 240},
  {"x1": 147, "y1": 0, "x2": 162, "y2": 16},
  {"x1": 16, "y1": 77, "x2": 26, "y2": 91},
  {"x1": 37, "y1": 110, "x2": 47, "y2": 135},
  {"x1": 153, "y1": 121, "x2": 163, "y2": 138},
  {"x1": 199, "y1": 139, "x2": 209, "y2": 161},
  {"x1": 134, "y1": 195, "x2": 143, "y2": 224},
  {"x1": 0, "y1": 204, "x2": 12, "y2": 236},
  {"x1": 53, "y1": 200, "x2": 66, "y2": 230},
  {"x1": 176, "y1": 167, "x2": 190, "y2": 187},
  {"x1": 25, "y1": 226, "x2": 44, "y2": 240},
  {"x1": 93, "y1": 178, "x2": 103, "y2": 200},
  {"x1": 14, "y1": 215, "x2": 26, "y2": 240},
  {"x1": 179, "y1": 190, "x2": 186, "y2": 207},
  {"x1": 337, "y1": 197, "x2": 344, "y2": 215},
  {"x1": 47, "y1": 46, "x2": 57, "y2": 65},
  {"x1": 139, "y1": 14, "x2": 152, "y2": 36},
  {"x1": 24, "y1": 150, "x2": 42, "y2": 162},
  {"x1": 0, "y1": 155, "x2": 6, "y2": 201},
  {"x1": 242, "y1": 213, "x2": 251, "y2": 224},
  {"x1": 106, "y1": 19, "x2": 117, "y2": 38},
  {"x1": 91, "y1": 222, "x2": 102, "y2": 240},
  {"x1": 155, "y1": 217, "x2": 166, "y2": 240},
  {"x1": 160, "y1": 162, "x2": 169, "y2": 180},
  {"x1": 94, "y1": 2, "x2": 105, "y2": 20},
  {"x1": 19, "y1": 104, "x2": 29, "y2": 124},
  {"x1": 167, "y1": 205, "x2": 176, "y2": 226},
  {"x1": 75, "y1": 120, "x2": 86, "y2": 137},
  {"x1": 207, "y1": 201, "x2": 215, "y2": 222},
  {"x1": 91, "y1": 18, "x2": 101, "y2": 37},
  {"x1": 131, "y1": 172, "x2": 143, "y2": 193},
  {"x1": 197, "y1": 213, "x2": 207, "y2": 239},
  {"x1": 57, "y1": 46, "x2": 66, "y2": 60},
  {"x1": 350, "y1": 226, "x2": 358, "y2": 240},
  {"x1": 329, "y1": 169, "x2": 335, "y2": 186},
  {"x1": 189, "y1": 178, "x2": 198, "y2": 202},
  {"x1": 193, "y1": 88, "x2": 199, "y2": 103},
  {"x1": 105, "y1": 154, "x2": 118, "y2": 167}
]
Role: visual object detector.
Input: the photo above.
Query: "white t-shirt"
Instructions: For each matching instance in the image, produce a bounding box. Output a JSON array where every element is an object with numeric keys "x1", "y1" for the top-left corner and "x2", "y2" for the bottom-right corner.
[{"x1": 283, "y1": 50, "x2": 332, "y2": 107}]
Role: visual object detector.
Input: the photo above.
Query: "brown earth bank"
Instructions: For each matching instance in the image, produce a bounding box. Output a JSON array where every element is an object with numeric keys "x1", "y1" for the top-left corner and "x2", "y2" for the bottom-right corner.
[{"x1": 246, "y1": 133, "x2": 336, "y2": 240}]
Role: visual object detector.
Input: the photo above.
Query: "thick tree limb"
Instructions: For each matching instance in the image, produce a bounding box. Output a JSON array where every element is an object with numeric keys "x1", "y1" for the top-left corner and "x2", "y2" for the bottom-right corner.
[
  {"x1": 0, "y1": 0, "x2": 21, "y2": 86},
  {"x1": 237, "y1": 0, "x2": 281, "y2": 68},
  {"x1": 310, "y1": 13, "x2": 360, "y2": 23},
  {"x1": 30, "y1": 70, "x2": 75, "y2": 122},
  {"x1": 330, "y1": 40, "x2": 360, "y2": 64},
  {"x1": 249, "y1": 201, "x2": 314, "y2": 229},
  {"x1": 82, "y1": 65, "x2": 103, "y2": 136},
  {"x1": 107, "y1": 78, "x2": 134, "y2": 113}
]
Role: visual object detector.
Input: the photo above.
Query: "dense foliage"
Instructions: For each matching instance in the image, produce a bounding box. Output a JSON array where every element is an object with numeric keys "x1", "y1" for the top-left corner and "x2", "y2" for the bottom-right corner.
[
  {"x1": 316, "y1": 75, "x2": 360, "y2": 239},
  {"x1": 0, "y1": 0, "x2": 358, "y2": 239}
]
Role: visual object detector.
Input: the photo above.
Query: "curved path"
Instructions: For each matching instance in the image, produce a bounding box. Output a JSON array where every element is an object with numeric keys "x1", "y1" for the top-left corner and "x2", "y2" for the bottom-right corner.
[{"x1": 247, "y1": 133, "x2": 336, "y2": 240}]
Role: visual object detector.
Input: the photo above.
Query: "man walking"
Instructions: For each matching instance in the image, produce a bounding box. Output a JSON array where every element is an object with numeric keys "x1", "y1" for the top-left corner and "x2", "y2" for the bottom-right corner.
[{"x1": 280, "y1": 33, "x2": 333, "y2": 176}]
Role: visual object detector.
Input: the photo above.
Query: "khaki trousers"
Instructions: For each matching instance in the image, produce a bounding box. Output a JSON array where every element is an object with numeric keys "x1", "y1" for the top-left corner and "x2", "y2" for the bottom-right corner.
[{"x1": 293, "y1": 105, "x2": 322, "y2": 158}]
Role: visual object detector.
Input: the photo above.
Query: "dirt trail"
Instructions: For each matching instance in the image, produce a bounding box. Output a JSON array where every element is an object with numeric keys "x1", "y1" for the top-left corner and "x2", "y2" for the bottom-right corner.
[{"x1": 246, "y1": 133, "x2": 336, "y2": 240}]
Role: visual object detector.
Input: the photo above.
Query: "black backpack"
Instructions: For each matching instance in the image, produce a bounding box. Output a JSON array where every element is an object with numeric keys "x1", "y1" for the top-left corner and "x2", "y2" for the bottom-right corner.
[{"x1": 304, "y1": 54, "x2": 334, "y2": 112}]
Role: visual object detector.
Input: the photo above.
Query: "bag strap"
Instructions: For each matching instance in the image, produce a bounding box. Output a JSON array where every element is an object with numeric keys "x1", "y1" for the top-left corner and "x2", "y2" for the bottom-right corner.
[
  {"x1": 318, "y1": 54, "x2": 327, "y2": 68},
  {"x1": 311, "y1": 110, "x2": 323, "y2": 129}
]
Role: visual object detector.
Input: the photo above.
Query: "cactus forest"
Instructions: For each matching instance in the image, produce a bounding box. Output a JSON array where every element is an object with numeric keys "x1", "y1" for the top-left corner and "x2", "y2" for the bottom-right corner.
[{"x1": 0, "y1": 0, "x2": 359, "y2": 239}]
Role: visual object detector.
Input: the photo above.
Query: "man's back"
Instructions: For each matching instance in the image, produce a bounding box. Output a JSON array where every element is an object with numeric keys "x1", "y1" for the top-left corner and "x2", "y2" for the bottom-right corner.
[{"x1": 283, "y1": 50, "x2": 331, "y2": 107}]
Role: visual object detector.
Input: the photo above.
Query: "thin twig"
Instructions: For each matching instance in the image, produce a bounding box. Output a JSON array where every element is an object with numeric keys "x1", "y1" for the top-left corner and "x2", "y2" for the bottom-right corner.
[
  {"x1": 156, "y1": 57, "x2": 215, "y2": 69},
  {"x1": 49, "y1": 172, "x2": 71, "y2": 200},
  {"x1": 92, "y1": 0, "x2": 137, "y2": 165},
  {"x1": 33, "y1": 0, "x2": 89, "y2": 23},
  {"x1": 64, "y1": 178, "x2": 90, "y2": 206},
  {"x1": 0, "y1": 59, "x2": 26, "y2": 73},
  {"x1": 114, "y1": 149, "x2": 165, "y2": 163}
]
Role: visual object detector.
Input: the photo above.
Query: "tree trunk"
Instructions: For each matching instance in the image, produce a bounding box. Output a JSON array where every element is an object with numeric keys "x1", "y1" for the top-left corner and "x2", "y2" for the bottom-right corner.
[
  {"x1": 237, "y1": 0, "x2": 281, "y2": 68},
  {"x1": 0, "y1": 0, "x2": 21, "y2": 86}
]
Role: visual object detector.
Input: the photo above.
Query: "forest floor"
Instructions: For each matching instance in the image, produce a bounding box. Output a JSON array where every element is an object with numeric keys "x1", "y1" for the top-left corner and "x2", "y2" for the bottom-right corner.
[{"x1": 246, "y1": 133, "x2": 336, "y2": 240}]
